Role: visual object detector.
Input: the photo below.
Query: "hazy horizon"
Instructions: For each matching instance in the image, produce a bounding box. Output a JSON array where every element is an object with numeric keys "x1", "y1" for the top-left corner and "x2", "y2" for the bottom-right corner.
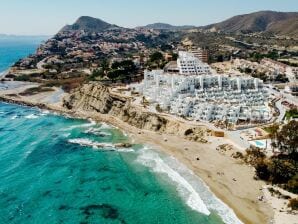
[{"x1": 0, "y1": 0, "x2": 297, "y2": 35}]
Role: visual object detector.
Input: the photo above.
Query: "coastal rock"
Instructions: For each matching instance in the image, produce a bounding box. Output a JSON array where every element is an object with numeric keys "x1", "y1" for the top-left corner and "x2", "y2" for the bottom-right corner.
[
  {"x1": 63, "y1": 83, "x2": 208, "y2": 142},
  {"x1": 114, "y1": 143, "x2": 133, "y2": 148}
]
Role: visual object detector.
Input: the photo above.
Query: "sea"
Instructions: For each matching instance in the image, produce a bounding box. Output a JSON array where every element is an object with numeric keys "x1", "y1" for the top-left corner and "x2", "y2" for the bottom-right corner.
[{"x1": 0, "y1": 37, "x2": 242, "y2": 224}]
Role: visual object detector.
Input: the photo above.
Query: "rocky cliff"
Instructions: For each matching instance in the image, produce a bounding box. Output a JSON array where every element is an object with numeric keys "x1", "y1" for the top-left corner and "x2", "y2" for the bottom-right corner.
[{"x1": 63, "y1": 83, "x2": 208, "y2": 142}]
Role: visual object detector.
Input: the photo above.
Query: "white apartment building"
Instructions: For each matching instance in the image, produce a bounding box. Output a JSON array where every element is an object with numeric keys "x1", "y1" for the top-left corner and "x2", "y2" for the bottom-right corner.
[
  {"x1": 177, "y1": 51, "x2": 211, "y2": 75},
  {"x1": 133, "y1": 52, "x2": 271, "y2": 124}
]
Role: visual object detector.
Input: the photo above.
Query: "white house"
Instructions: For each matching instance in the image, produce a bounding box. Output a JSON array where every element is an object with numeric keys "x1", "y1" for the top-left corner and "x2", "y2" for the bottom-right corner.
[{"x1": 133, "y1": 51, "x2": 271, "y2": 124}]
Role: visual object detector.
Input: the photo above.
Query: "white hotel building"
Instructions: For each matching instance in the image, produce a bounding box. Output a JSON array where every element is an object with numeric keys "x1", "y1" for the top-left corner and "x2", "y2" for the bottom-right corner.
[{"x1": 134, "y1": 52, "x2": 271, "y2": 124}]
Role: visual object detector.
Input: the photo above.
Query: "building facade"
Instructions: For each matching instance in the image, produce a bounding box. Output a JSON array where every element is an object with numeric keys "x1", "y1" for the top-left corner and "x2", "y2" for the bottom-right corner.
[
  {"x1": 177, "y1": 51, "x2": 211, "y2": 75},
  {"x1": 190, "y1": 47, "x2": 208, "y2": 63},
  {"x1": 133, "y1": 52, "x2": 271, "y2": 124}
]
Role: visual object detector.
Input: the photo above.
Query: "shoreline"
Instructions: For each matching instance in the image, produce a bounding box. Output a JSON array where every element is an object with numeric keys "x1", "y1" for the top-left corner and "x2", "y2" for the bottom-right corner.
[
  {"x1": 0, "y1": 69, "x2": 9, "y2": 78},
  {"x1": 0, "y1": 89, "x2": 274, "y2": 224}
]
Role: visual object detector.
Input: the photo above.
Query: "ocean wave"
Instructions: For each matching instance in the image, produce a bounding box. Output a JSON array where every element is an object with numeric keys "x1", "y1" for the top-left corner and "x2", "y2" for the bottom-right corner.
[
  {"x1": 61, "y1": 120, "x2": 96, "y2": 131},
  {"x1": 100, "y1": 122, "x2": 112, "y2": 129},
  {"x1": 136, "y1": 146, "x2": 243, "y2": 224},
  {"x1": 11, "y1": 115, "x2": 18, "y2": 120},
  {"x1": 25, "y1": 114, "x2": 39, "y2": 119},
  {"x1": 40, "y1": 110, "x2": 50, "y2": 116},
  {"x1": 62, "y1": 133, "x2": 71, "y2": 138},
  {"x1": 84, "y1": 127, "x2": 112, "y2": 136},
  {"x1": 68, "y1": 138, "x2": 134, "y2": 153},
  {"x1": 136, "y1": 147, "x2": 210, "y2": 216}
]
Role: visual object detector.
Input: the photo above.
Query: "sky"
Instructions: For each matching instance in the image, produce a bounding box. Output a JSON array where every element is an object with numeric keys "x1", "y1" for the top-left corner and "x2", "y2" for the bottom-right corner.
[{"x1": 0, "y1": 0, "x2": 297, "y2": 35}]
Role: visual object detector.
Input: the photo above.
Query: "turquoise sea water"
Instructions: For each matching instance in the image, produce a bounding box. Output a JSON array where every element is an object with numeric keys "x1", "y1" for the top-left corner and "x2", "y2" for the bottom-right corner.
[
  {"x1": 0, "y1": 36, "x2": 46, "y2": 73},
  {"x1": 0, "y1": 38, "x2": 242, "y2": 224}
]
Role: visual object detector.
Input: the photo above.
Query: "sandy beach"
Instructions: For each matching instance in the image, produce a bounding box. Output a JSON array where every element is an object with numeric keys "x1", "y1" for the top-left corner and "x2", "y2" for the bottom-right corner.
[{"x1": 1, "y1": 82, "x2": 297, "y2": 224}]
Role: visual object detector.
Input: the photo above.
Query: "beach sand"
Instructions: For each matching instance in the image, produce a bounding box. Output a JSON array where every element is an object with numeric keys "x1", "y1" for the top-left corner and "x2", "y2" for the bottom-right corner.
[{"x1": 2, "y1": 82, "x2": 297, "y2": 224}]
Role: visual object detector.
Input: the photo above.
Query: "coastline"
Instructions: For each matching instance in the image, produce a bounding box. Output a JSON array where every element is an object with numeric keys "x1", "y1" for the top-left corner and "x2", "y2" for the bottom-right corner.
[
  {"x1": 0, "y1": 84, "x2": 274, "y2": 224},
  {"x1": 0, "y1": 69, "x2": 9, "y2": 77}
]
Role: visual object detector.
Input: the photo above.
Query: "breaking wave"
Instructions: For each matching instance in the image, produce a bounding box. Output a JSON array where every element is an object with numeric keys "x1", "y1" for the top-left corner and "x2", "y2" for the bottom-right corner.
[
  {"x1": 136, "y1": 147, "x2": 210, "y2": 216},
  {"x1": 100, "y1": 122, "x2": 112, "y2": 129},
  {"x1": 40, "y1": 110, "x2": 50, "y2": 116},
  {"x1": 136, "y1": 146, "x2": 243, "y2": 224},
  {"x1": 11, "y1": 115, "x2": 18, "y2": 120},
  {"x1": 84, "y1": 127, "x2": 112, "y2": 137},
  {"x1": 68, "y1": 138, "x2": 134, "y2": 153},
  {"x1": 25, "y1": 114, "x2": 39, "y2": 119},
  {"x1": 61, "y1": 120, "x2": 96, "y2": 131}
]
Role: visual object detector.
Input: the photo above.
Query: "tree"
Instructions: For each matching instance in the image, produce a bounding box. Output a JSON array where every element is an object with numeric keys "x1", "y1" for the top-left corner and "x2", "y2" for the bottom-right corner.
[
  {"x1": 109, "y1": 60, "x2": 137, "y2": 83},
  {"x1": 244, "y1": 67, "x2": 252, "y2": 74},
  {"x1": 268, "y1": 158, "x2": 296, "y2": 184},
  {"x1": 271, "y1": 120, "x2": 298, "y2": 158},
  {"x1": 149, "y1": 51, "x2": 164, "y2": 68},
  {"x1": 156, "y1": 104, "x2": 162, "y2": 113},
  {"x1": 100, "y1": 59, "x2": 110, "y2": 74},
  {"x1": 267, "y1": 123, "x2": 279, "y2": 139},
  {"x1": 171, "y1": 53, "x2": 178, "y2": 61},
  {"x1": 217, "y1": 55, "x2": 223, "y2": 62},
  {"x1": 107, "y1": 70, "x2": 122, "y2": 81},
  {"x1": 150, "y1": 51, "x2": 163, "y2": 62},
  {"x1": 255, "y1": 160, "x2": 270, "y2": 181}
]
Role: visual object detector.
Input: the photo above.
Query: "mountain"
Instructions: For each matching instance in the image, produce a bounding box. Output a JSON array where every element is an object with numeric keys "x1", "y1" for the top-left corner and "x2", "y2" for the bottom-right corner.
[
  {"x1": 203, "y1": 11, "x2": 298, "y2": 37},
  {"x1": 60, "y1": 16, "x2": 120, "y2": 33},
  {"x1": 140, "y1": 23, "x2": 196, "y2": 30}
]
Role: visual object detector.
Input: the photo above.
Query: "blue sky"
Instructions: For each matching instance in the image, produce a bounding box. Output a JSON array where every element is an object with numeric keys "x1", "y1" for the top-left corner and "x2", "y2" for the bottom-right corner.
[{"x1": 0, "y1": 0, "x2": 297, "y2": 35}]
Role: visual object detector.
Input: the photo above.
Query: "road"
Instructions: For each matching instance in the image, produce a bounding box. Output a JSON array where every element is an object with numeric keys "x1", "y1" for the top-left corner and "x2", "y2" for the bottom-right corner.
[
  {"x1": 266, "y1": 86, "x2": 298, "y2": 106},
  {"x1": 275, "y1": 99, "x2": 286, "y2": 122}
]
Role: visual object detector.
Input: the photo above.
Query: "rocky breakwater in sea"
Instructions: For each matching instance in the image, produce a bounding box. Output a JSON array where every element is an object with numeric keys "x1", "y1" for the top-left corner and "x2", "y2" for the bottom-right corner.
[{"x1": 63, "y1": 83, "x2": 209, "y2": 143}]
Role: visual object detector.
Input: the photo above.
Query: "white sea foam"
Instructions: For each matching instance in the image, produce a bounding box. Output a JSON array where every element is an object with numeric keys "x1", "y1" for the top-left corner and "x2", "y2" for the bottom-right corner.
[
  {"x1": 61, "y1": 120, "x2": 96, "y2": 131},
  {"x1": 68, "y1": 138, "x2": 134, "y2": 153},
  {"x1": 100, "y1": 122, "x2": 112, "y2": 129},
  {"x1": 11, "y1": 115, "x2": 18, "y2": 120},
  {"x1": 62, "y1": 133, "x2": 71, "y2": 138},
  {"x1": 40, "y1": 110, "x2": 50, "y2": 116},
  {"x1": 136, "y1": 147, "x2": 210, "y2": 216},
  {"x1": 84, "y1": 127, "x2": 112, "y2": 136},
  {"x1": 136, "y1": 146, "x2": 243, "y2": 224},
  {"x1": 25, "y1": 114, "x2": 39, "y2": 119}
]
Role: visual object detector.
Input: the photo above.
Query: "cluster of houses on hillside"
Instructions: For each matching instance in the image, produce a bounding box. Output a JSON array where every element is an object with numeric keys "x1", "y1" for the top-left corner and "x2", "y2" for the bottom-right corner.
[
  {"x1": 233, "y1": 58, "x2": 298, "y2": 82},
  {"x1": 15, "y1": 28, "x2": 160, "y2": 72},
  {"x1": 133, "y1": 52, "x2": 271, "y2": 125}
]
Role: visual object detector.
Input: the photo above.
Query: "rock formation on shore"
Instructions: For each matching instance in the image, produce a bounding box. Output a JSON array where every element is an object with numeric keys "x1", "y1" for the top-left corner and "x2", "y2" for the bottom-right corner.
[{"x1": 63, "y1": 83, "x2": 208, "y2": 142}]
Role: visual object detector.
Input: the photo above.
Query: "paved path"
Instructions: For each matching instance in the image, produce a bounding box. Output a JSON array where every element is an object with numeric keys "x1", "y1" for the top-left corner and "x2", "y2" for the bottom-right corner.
[{"x1": 226, "y1": 130, "x2": 251, "y2": 151}]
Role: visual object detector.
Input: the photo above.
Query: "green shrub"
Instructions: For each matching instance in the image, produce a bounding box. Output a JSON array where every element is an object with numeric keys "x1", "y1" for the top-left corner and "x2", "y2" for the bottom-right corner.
[
  {"x1": 286, "y1": 174, "x2": 298, "y2": 194},
  {"x1": 268, "y1": 159, "x2": 296, "y2": 184},
  {"x1": 255, "y1": 160, "x2": 270, "y2": 181},
  {"x1": 288, "y1": 198, "x2": 298, "y2": 210},
  {"x1": 15, "y1": 75, "x2": 30, "y2": 81}
]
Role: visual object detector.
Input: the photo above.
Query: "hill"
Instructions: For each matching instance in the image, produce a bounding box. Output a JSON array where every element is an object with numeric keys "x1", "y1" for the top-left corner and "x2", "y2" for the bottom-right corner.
[
  {"x1": 203, "y1": 11, "x2": 298, "y2": 37},
  {"x1": 140, "y1": 23, "x2": 196, "y2": 30},
  {"x1": 60, "y1": 16, "x2": 120, "y2": 33}
]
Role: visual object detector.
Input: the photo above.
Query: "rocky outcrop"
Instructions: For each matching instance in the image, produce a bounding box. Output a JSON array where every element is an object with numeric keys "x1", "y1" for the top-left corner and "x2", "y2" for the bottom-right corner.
[{"x1": 63, "y1": 83, "x2": 208, "y2": 142}]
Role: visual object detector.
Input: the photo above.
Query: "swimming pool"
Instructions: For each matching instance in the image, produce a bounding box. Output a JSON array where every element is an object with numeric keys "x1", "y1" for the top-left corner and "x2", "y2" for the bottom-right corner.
[{"x1": 250, "y1": 140, "x2": 267, "y2": 149}]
